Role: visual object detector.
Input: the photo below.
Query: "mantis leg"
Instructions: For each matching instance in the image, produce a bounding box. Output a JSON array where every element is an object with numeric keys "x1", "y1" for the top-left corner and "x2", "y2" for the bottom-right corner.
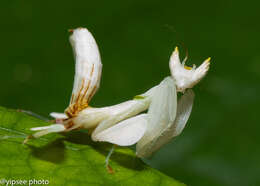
[
  {"x1": 105, "y1": 145, "x2": 115, "y2": 173},
  {"x1": 17, "y1": 109, "x2": 50, "y2": 122}
]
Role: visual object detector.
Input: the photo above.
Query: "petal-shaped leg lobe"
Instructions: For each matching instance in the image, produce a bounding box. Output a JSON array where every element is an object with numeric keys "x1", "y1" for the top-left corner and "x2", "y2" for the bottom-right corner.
[
  {"x1": 136, "y1": 77, "x2": 177, "y2": 157},
  {"x1": 137, "y1": 89, "x2": 194, "y2": 158},
  {"x1": 92, "y1": 114, "x2": 148, "y2": 146}
]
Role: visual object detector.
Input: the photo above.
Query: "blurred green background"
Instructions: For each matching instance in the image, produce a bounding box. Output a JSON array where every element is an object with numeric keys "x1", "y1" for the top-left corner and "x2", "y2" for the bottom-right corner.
[{"x1": 0, "y1": 0, "x2": 259, "y2": 185}]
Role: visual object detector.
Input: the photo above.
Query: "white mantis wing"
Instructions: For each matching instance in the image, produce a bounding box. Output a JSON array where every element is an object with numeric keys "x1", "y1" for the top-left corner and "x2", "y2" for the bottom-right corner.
[
  {"x1": 136, "y1": 77, "x2": 177, "y2": 157},
  {"x1": 137, "y1": 89, "x2": 194, "y2": 158}
]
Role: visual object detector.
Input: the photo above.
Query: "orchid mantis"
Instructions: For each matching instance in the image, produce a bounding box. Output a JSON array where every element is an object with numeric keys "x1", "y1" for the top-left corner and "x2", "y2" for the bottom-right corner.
[{"x1": 28, "y1": 28, "x2": 210, "y2": 162}]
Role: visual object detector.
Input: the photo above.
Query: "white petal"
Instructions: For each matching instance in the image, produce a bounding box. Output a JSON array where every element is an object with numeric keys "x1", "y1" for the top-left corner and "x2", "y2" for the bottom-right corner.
[
  {"x1": 137, "y1": 89, "x2": 194, "y2": 158},
  {"x1": 136, "y1": 77, "x2": 177, "y2": 157},
  {"x1": 50, "y1": 112, "x2": 68, "y2": 120},
  {"x1": 92, "y1": 114, "x2": 148, "y2": 146},
  {"x1": 66, "y1": 28, "x2": 102, "y2": 116}
]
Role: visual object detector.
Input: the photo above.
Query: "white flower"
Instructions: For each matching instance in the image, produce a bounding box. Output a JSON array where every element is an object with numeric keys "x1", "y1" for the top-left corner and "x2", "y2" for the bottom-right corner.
[{"x1": 169, "y1": 47, "x2": 210, "y2": 93}]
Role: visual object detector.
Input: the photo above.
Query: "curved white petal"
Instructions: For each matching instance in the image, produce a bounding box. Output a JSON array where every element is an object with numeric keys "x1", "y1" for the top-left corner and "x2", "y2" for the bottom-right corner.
[
  {"x1": 136, "y1": 77, "x2": 177, "y2": 157},
  {"x1": 66, "y1": 28, "x2": 102, "y2": 117},
  {"x1": 92, "y1": 114, "x2": 148, "y2": 146},
  {"x1": 137, "y1": 89, "x2": 194, "y2": 158}
]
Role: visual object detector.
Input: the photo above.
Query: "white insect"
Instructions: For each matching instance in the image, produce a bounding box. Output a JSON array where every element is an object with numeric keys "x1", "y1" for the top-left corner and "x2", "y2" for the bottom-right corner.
[{"x1": 29, "y1": 27, "x2": 210, "y2": 160}]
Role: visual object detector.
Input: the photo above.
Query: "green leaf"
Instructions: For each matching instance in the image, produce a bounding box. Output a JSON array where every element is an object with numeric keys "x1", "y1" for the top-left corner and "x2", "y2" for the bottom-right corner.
[{"x1": 0, "y1": 106, "x2": 185, "y2": 186}]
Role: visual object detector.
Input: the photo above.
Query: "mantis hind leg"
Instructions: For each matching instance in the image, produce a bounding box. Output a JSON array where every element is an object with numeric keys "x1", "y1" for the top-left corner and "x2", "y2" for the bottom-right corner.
[{"x1": 105, "y1": 145, "x2": 115, "y2": 174}]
